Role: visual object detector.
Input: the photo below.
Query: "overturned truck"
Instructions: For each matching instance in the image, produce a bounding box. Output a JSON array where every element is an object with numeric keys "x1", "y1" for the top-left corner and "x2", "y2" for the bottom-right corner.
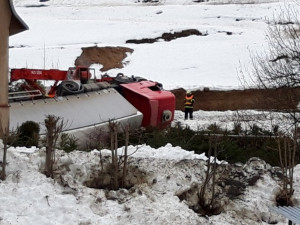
[{"x1": 9, "y1": 66, "x2": 175, "y2": 148}]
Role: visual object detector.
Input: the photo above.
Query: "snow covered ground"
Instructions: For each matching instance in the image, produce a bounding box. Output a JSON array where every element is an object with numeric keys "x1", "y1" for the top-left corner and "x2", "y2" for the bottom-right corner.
[
  {"x1": 1, "y1": 140, "x2": 299, "y2": 225},
  {"x1": 10, "y1": 0, "x2": 292, "y2": 90},
  {"x1": 3, "y1": 0, "x2": 300, "y2": 224}
]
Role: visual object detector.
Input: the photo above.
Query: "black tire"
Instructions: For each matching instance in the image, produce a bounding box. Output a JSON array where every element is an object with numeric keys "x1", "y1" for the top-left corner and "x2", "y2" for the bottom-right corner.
[
  {"x1": 57, "y1": 81, "x2": 84, "y2": 96},
  {"x1": 132, "y1": 76, "x2": 147, "y2": 82}
]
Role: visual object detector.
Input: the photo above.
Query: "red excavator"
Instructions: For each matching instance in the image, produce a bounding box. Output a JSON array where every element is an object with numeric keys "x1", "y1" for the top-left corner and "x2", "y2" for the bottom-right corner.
[{"x1": 9, "y1": 66, "x2": 175, "y2": 147}]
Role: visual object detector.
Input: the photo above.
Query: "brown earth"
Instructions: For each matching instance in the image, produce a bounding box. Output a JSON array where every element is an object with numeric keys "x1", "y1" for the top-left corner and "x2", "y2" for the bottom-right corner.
[
  {"x1": 172, "y1": 87, "x2": 300, "y2": 111},
  {"x1": 75, "y1": 46, "x2": 300, "y2": 111},
  {"x1": 126, "y1": 29, "x2": 205, "y2": 44},
  {"x1": 75, "y1": 46, "x2": 133, "y2": 72}
]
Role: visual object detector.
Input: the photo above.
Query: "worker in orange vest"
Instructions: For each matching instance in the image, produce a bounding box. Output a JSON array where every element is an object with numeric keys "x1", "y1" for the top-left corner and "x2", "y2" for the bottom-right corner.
[{"x1": 184, "y1": 90, "x2": 195, "y2": 120}]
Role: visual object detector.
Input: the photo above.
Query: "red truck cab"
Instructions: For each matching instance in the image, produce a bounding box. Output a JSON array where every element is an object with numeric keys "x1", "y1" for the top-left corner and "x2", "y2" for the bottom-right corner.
[{"x1": 120, "y1": 80, "x2": 175, "y2": 128}]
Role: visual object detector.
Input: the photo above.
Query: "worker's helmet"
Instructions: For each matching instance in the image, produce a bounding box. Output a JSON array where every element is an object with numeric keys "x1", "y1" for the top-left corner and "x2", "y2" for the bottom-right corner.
[{"x1": 186, "y1": 90, "x2": 192, "y2": 95}]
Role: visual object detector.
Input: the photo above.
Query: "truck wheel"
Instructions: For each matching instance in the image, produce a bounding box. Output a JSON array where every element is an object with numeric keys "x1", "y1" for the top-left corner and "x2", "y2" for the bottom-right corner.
[
  {"x1": 162, "y1": 110, "x2": 172, "y2": 122},
  {"x1": 58, "y1": 81, "x2": 84, "y2": 96}
]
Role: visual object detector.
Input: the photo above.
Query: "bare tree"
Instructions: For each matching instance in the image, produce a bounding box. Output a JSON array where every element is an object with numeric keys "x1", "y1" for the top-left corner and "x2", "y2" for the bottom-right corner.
[
  {"x1": 249, "y1": 4, "x2": 300, "y2": 112},
  {"x1": 122, "y1": 126, "x2": 130, "y2": 188},
  {"x1": 105, "y1": 121, "x2": 141, "y2": 190},
  {"x1": 44, "y1": 115, "x2": 64, "y2": 178},
  {"x1": 243, "y1": 4, "x2": 300, "y2": 205},
  {"x1": 198, "y1": 134, "x2": 225, "y2": 215},
  {"x1": 108, "y1": 120, "x2": 119, "y2": 190}
]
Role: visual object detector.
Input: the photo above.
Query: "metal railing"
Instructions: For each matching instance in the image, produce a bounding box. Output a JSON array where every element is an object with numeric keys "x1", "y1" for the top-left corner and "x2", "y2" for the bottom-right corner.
[{"x1": 8, "y1": 90, "x2": 43, "y2": 100}]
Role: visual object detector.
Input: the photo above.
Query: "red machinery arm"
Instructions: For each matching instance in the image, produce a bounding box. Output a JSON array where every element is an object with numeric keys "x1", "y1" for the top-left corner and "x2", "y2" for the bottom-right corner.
[
  {"x1": 10, "y1": 67, "x2": 92, "y2": 98},
  {"x1": 10, "y1": 68, "x2": 69, "y2": 98},
  {"x1": 10, "y1": 68, "x2": 68, "y2": 82}
]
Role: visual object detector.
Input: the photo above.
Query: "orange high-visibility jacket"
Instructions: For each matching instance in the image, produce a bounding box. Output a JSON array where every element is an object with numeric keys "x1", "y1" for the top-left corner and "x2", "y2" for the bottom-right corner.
[{"x1": 184, "y1": 95, "x2": 195, "y2": 108}]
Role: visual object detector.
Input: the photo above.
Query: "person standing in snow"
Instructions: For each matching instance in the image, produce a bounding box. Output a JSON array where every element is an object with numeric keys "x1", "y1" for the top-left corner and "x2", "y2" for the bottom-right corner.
[{"x1": 184, "y1": 90, "x2": 195, "y2": 120}]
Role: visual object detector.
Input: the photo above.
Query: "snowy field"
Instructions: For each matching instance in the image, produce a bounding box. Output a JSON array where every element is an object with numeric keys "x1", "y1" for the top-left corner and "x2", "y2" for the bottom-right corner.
[
  {"x1": 10, "y1": 0, "x2": 291, "y2": 90},
  {"x1": 3, "y1": 0, "x2": 300, "y2": 224}
]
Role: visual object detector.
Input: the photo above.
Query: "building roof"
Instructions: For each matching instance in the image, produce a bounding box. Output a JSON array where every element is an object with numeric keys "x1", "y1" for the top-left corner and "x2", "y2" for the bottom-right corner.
[
  {"x1": 271, "y1": 206, "x2": 300, "y2": 224},
  {"x1": 8, "y1": 0, "x2": 28, "y2": 36}
]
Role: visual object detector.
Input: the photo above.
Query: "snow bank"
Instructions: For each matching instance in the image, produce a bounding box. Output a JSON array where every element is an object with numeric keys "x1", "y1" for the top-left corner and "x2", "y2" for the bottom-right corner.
[{"x1": 0, "y1": 144, "x2": 297, "y2": 225}]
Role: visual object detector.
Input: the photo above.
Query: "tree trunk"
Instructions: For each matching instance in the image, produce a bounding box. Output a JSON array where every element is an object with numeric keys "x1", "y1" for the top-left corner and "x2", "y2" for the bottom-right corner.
[
  {"x1": 44, "y1": 115, "x2": 63, "y2": 178},
  {"x1": 122, "y1": 127, "x2": 129, "y2": 188}
]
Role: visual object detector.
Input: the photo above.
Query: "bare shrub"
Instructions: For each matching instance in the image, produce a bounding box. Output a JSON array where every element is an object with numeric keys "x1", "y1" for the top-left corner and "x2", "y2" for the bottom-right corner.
[
  {"x1": 275, "y1": 134, "x2": 297, "y2": 206},
  {"x1": 44, "y1": 115, "x2": 64, "y2": 178},
  {"x1": 85, "y1": 126, "x2": 110, "y2": 150},
  {"x1": 197, "y1": 135, "x2": 226, "y2": 215},
  {"x1": 108, "y1": 121, "x2": 142, "y2": 190},
  {"x1": 84, "y1": 121, "x2": 144, "y2": 190}
]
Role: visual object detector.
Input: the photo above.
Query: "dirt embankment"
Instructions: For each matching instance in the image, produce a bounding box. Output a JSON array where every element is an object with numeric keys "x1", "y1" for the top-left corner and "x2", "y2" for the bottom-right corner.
[
  {"x1": 75, "y1": 45, "x2": 300, "y2": 111},
  {"x1": 75, "y1": 46, "x2": 133, "y2": 72},
  {"x1": 172, "y1": 88, "x2": 300, "y2": 111}
]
